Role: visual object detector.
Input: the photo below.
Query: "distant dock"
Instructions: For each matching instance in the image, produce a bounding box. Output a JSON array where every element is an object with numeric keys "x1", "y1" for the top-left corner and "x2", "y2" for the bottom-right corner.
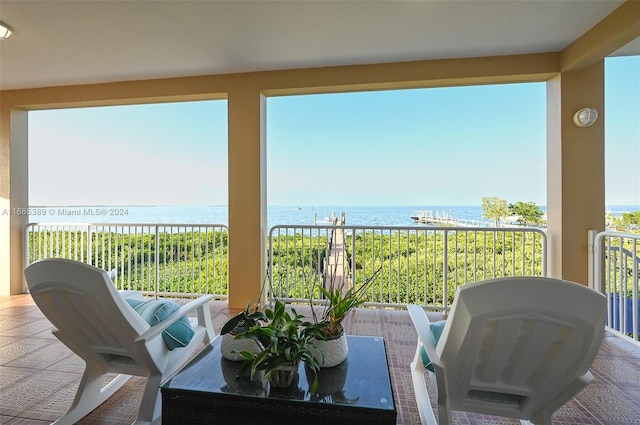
[
  {"x1": 410, "y1": 210, "x2": 491, "y2": 227},
  {"x1": 324, "y1": 212, "x2": 351, "y2": 292}
]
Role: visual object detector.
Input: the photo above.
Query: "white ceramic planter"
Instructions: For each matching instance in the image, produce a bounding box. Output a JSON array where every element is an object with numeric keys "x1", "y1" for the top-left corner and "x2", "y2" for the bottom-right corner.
[
  {"x1": 312, "y1": 333, "x2": 348, "y2": 368},
  {"x1": 220, "y1": 333, "x2": 261, "y2": 361}
]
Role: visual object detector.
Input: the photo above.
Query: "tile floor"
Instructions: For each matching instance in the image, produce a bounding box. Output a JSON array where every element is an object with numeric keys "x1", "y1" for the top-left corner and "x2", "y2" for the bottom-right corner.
[{"x1": 1, "y1": 294, "x2": 640, "y2": 425}]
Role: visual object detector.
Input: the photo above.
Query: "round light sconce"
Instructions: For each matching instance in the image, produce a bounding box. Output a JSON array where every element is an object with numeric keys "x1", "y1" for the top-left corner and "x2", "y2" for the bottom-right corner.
[
  {"x1": 573, "y1": 108, "x2": 599, "y2": 128},
  {"x1": 0, "y1": 21, "x2": 12, "y2": 40}
]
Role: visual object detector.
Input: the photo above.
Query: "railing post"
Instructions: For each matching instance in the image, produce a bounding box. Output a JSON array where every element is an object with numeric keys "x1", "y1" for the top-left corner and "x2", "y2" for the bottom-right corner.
[
  {"x1": 23, "y1": 224, "x2": 32, "y2": 292},
  {"x1": 588, "y1": 229, "x2": 598, "y2": 291},
  {"x1": 350, "y1": 227, "x2": 356, "y2": 287},
  {"x1": 633, "y1": 239, "x2": 639, "y2": 340},
  {"x1": 87, "y1": 225, "x2": 93, "y2": 266},
  {"x1": 155, "y1": 225, "x2": 160, "y2": 300},
  {"x1": 544, "y1": 231, "x2": 552, "y2": 278},
  {"x1": 443, "y1": 230, "x2": 448, "y2": 312}
]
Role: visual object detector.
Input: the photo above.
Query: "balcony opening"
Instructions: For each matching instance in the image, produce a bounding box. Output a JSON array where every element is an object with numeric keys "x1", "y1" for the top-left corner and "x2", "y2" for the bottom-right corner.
[
  {"x1": 604, "y1": 54, "x2": 640, "y2": 231},
  {"x1": 266, "y1": 83, "x2": 546, "y2": 227},
  {"x1": 28, "y1": 100, "x2": 228, "y2": 223}
]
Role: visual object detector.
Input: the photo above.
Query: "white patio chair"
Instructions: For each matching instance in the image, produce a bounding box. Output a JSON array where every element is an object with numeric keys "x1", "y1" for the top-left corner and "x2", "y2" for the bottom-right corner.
[
  {"x1": 24, "y1": 258, "x2": 215, "y2": 425},
  {"x1": 407, "y1": 276, "x2": 606, "y2": 425}
]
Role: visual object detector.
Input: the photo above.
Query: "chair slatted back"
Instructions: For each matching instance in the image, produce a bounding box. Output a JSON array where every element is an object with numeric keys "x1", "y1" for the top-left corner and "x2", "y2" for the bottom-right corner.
[
  {"x1": 440, "y1": 277, "x2": 606, "y2": 418},
  {"x1": 25, "y1": 258, "x2": 153, "y2": 373}
]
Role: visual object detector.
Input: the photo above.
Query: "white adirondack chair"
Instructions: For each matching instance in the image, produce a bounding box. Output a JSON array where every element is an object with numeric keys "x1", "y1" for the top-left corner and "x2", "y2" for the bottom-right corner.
[
  {"x1": 407, "y1": 276, "x2": 606, "y2": 425},
  {"x1": 24, "y1": 258, "x2": 215, "y2": 425}
]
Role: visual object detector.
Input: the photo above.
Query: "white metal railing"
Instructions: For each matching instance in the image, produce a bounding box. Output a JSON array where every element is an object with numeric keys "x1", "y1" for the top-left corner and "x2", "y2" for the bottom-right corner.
[
  {"x1": 24, "y1": 222, "x2": 229, "y2": 299},
  {"x1": 24, "y1": 222, "x2": 548, "y2": 311},
  {"x1": 592, "y1": 231, "x2": 640, "y2": 344},
  {"x1": 268, "y1": 225, "x2": 547, "y2": 312}
]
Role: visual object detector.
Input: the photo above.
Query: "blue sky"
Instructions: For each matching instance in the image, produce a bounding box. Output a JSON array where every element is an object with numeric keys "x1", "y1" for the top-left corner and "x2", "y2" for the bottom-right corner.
[{"x1": 29, "y1": 56, "x2": 639, "y2": 207}]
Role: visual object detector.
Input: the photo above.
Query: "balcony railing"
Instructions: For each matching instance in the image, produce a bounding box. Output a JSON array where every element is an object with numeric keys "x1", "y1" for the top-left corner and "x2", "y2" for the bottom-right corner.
[
  {"x1": 269, "y1": 225, "x2": 547, "y2": 312},
  {"x1": 592, "y1": 231, "x2": 640, "y2": 343},
  {"x1": 24, "y1": 222, "x2": 229, "y2": 298},
  {"x1": 25, "y1": 222, "x2": 547, "y2": 312}
]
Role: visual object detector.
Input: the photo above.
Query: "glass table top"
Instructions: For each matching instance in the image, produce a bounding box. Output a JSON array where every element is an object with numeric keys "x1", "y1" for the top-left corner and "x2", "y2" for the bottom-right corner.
[{"x1": 162, "y1": 334, "x2": 395, "y2": 412}]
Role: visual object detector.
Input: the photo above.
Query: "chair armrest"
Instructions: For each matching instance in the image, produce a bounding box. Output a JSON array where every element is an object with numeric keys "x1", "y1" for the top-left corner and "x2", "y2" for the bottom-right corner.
[
  {"x1": 136, "y1": 295, "x2": 213, "y2": 343},
  {"x1": 407, "y1": 304, "x2": 443, "y2": 371}
]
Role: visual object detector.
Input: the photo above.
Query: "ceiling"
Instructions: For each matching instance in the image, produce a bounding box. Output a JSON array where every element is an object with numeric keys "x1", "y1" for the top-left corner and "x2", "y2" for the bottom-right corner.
[{"x1": 0, "y1": 0, "x2": 636, "y2": 91}]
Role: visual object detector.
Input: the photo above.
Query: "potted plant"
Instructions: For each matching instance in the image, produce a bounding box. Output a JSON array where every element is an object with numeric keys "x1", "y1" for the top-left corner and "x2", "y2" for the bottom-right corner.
[
  {"x1": 310, "y1": 265, "x2": 382, "y2": 367},
  {"x1": 234, "y1": 299, "x2": 327, "y2": 392},
  {"x1": 220, "y1": 302, "x2": 268, "y2": 361}
]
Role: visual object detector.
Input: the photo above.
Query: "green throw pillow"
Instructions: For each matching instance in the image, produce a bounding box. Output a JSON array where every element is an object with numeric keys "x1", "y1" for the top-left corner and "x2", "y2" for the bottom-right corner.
[
  {"x1": 419, "y1": 320, "x2": 447, "y2": 372},
  {"x1": 125, "y1": 298, "x2": 195, "y2": 350}
]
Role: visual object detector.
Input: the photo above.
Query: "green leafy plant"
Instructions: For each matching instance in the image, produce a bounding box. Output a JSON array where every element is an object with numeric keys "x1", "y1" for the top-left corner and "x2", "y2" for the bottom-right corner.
[
  {"x1": 221, "y1": 269, "x2": 272, "y2": 336},
  {"x1": 312, "y1": 265, "x2": 382, "y2": 339},
  {"x1": 234, "y1": 299, "x2": 327, "y2": 393},
  {"x1": 221, "y1": 302, "x2": 267, "y2": 335}
]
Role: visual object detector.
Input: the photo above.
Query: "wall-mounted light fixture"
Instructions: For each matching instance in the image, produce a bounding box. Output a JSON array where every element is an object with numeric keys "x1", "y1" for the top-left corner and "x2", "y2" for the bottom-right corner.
[
  {"x1": 0, "y1": 22, "x2": 13, "y2": 40},
  {"x1": 573, "y1": 108, "x2": 599, "y2": 128},
  {"x1": 0, "y1": 21, "x2": 12, "y2": 39}
]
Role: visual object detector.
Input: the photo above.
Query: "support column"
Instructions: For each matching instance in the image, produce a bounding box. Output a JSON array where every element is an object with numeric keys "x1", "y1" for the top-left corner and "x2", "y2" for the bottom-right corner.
[
  {"x1": 0, "y1": 107, "x2": 29, "y2": 295},
  {"x1": 227, "y1": 86, "x2": 267, "y2": 309},
  {"x1": 546, "y1": 61, "x2": 605, "y2": 284}
]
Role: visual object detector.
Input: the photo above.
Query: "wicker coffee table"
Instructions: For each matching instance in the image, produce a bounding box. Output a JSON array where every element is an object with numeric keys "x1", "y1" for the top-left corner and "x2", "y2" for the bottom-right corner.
[{"x1": 161, "y1": 335, "x2": 396, "y2": 425}]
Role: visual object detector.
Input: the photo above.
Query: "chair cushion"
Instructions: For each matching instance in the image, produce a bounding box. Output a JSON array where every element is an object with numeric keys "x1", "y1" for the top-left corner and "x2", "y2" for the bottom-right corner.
[
  {"x1": 419, "y1": 320, "x2": 447, "y2": 372},
  {"x1": 125, "y1": 298, "x2": 195, "y2": 350}
]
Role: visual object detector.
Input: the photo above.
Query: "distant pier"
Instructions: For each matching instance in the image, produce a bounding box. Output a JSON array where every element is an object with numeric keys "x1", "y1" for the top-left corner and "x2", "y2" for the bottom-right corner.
[
  {"x1": 410, "y1": 210, "x2": 491, "y2": 227},
  {"x1": 323, "y1": 212, "x2": 352, "y2": 293}
]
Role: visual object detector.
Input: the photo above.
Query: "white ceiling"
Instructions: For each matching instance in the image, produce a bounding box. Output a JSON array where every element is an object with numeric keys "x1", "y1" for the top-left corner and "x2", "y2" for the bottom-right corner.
[{"x1": 0, "y1": 0, "x2": 635, "y2": 91}]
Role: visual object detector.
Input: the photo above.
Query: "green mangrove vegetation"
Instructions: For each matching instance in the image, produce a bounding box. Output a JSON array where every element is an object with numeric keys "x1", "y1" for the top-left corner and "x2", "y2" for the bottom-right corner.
[
  {"x1": 270, "y1": 229, "x2": 545, "y2": 307},
  {"x1": 27, "y1": 228, "x2": 229, "y2": 296},
  {"x1": 28, "y1": 226, "x2": 546, "y2": 307}
]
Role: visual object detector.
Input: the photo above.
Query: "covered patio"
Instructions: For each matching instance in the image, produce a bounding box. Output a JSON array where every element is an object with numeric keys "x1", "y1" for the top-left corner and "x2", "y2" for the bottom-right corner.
[{"x1": 1, "y1": 2, "x2": 639, "y2": 424}]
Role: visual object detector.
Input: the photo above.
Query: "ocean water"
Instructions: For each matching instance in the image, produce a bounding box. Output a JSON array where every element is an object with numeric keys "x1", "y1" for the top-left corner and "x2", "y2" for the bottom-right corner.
[
  {"x1": 28, "y1": 204, "x2": 637, "y2": 229},
  {"x1": 29, "y1": 205, "x2": 484, "y2": 228}
]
